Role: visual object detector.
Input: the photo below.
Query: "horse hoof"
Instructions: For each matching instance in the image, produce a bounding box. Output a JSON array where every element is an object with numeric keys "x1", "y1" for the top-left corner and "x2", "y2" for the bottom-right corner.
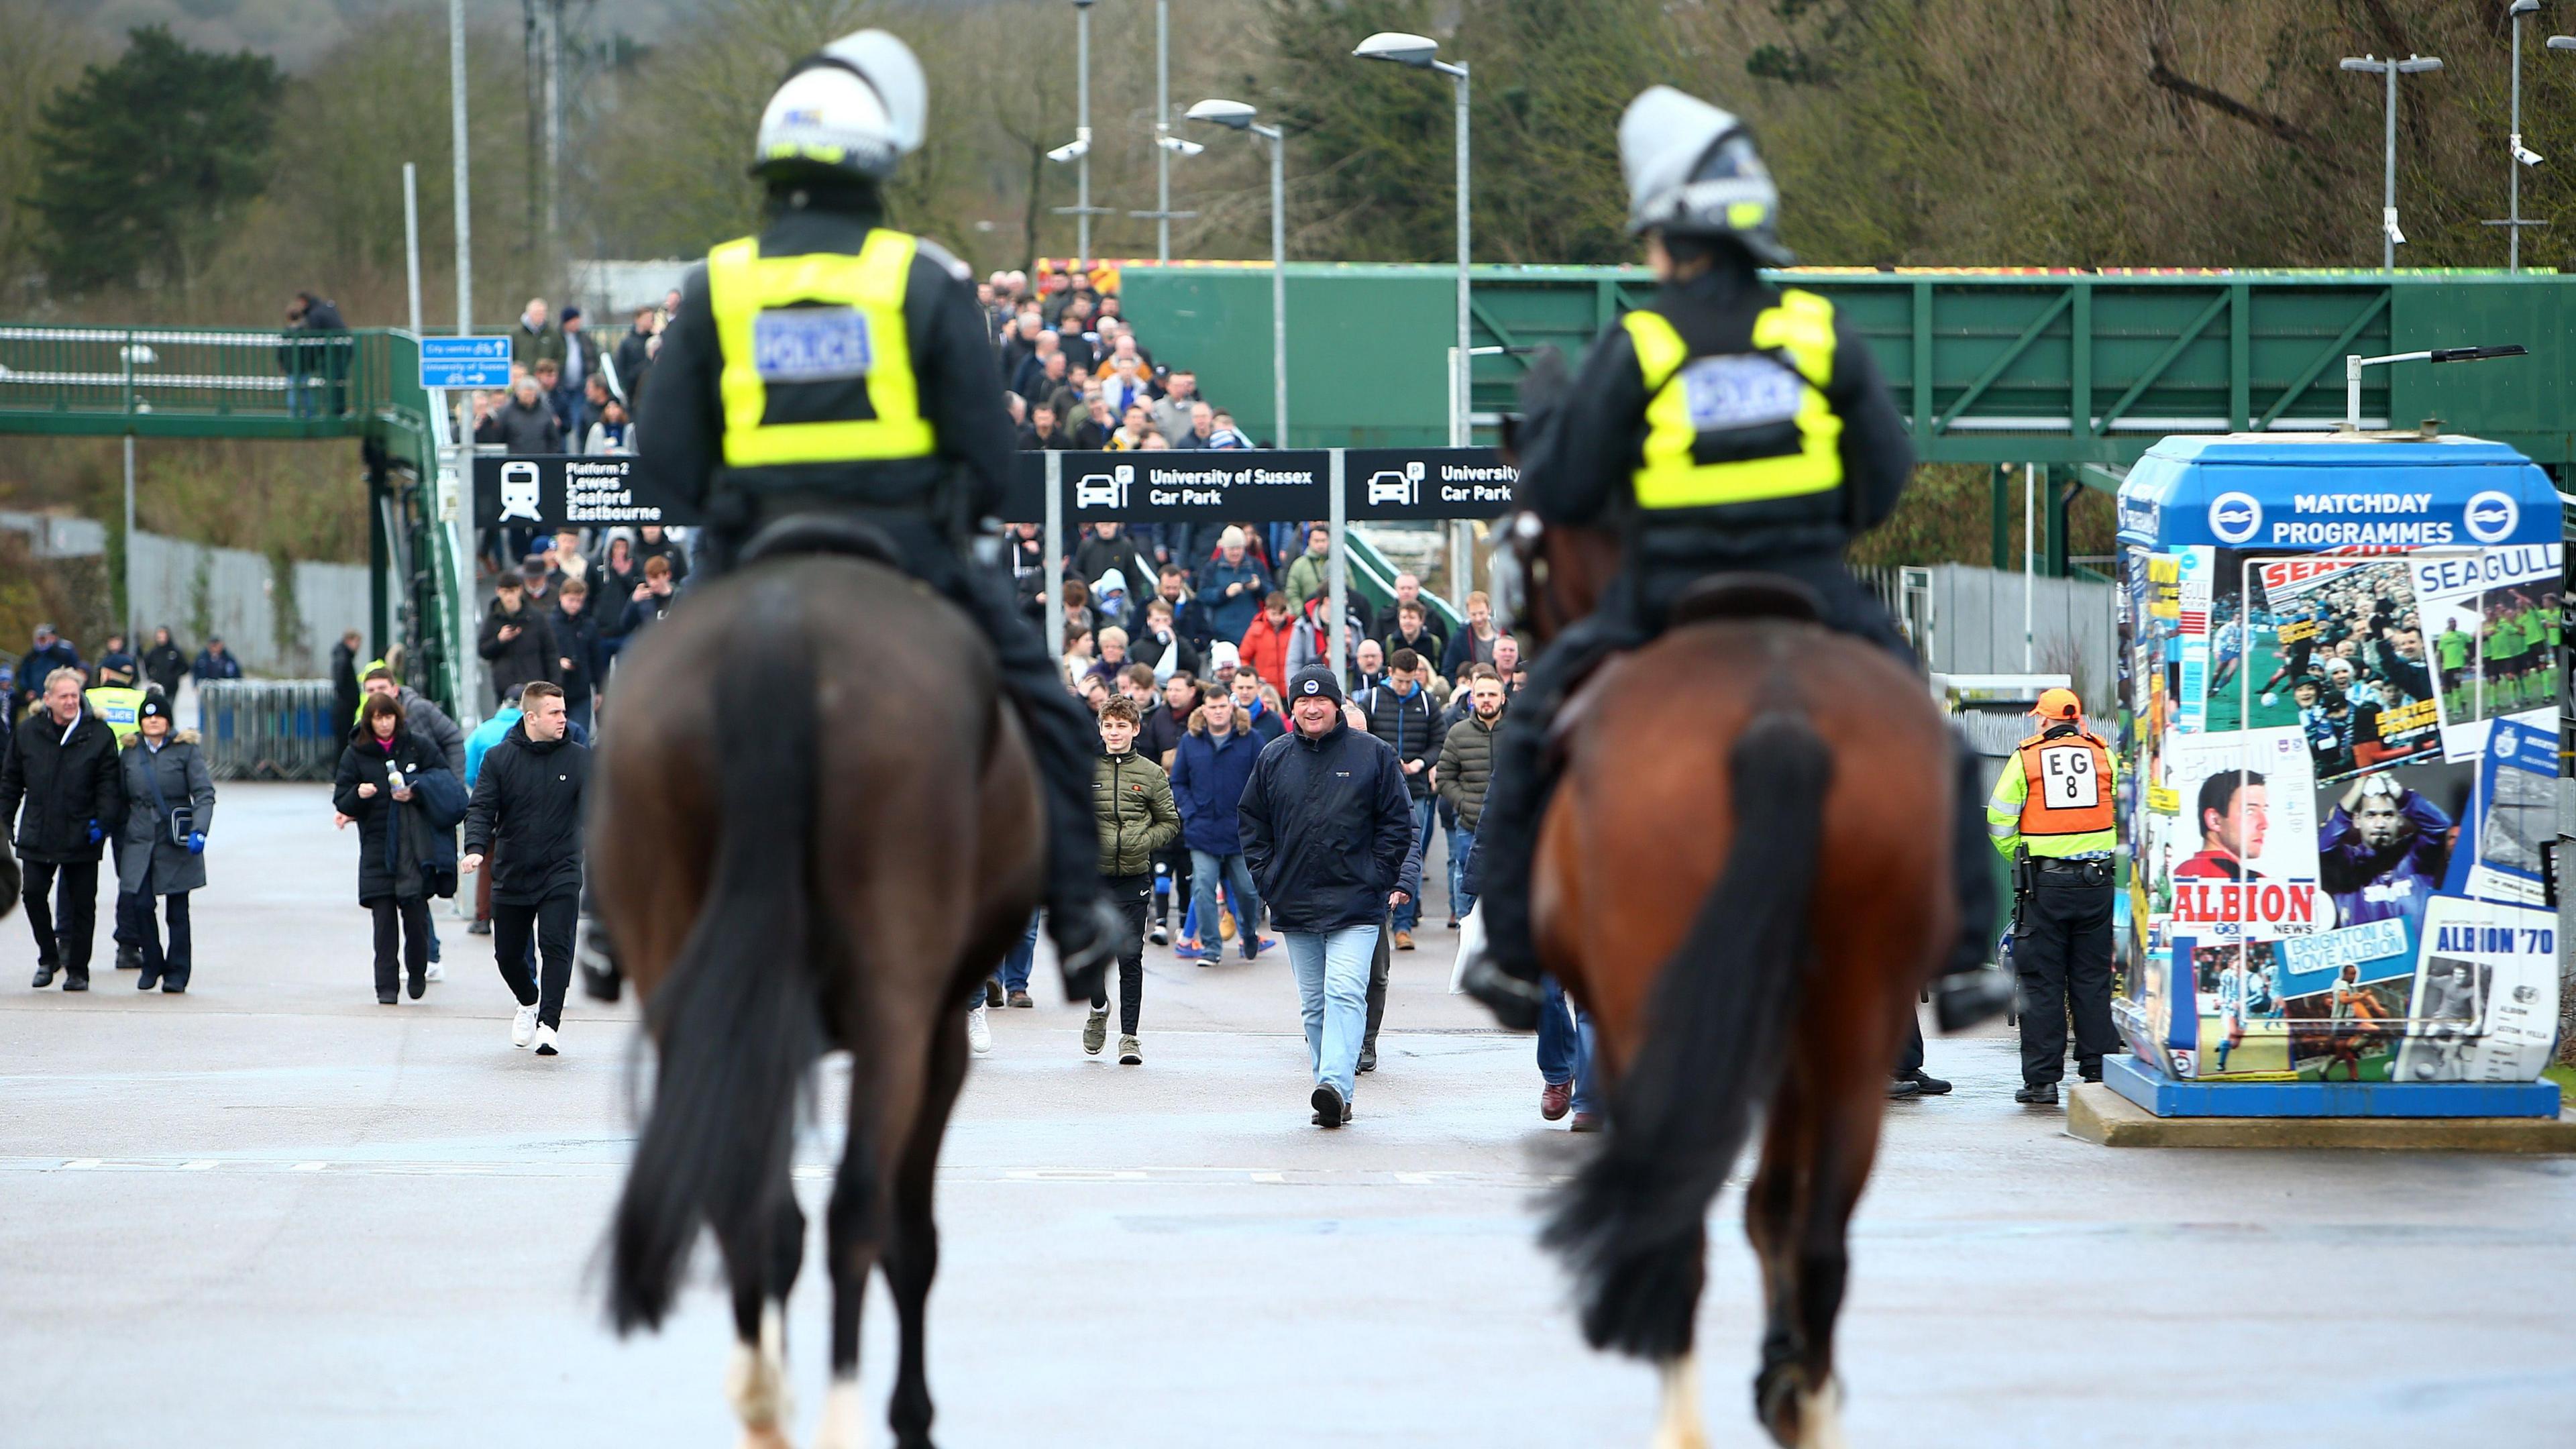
[{"x1": 737, "y1": 1428, "x2": 795, "y2": 1449}]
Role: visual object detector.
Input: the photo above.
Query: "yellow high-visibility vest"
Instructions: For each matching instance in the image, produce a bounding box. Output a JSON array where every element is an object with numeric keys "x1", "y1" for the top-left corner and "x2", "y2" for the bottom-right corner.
[
  {"x1": 706, "y1": 229, "x2": 935, "y2": 468},
  {"x1": 1621, "y1": 288, "x2": 1843, "y2": 511}
]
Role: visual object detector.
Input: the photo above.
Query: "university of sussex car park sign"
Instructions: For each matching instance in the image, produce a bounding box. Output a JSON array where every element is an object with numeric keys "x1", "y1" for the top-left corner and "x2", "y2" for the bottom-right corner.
[
  {"x1": 474, "y1": 455, "x2": 702, "y2": 530},
  {"x1": 1007, "y1": 447, "x2": 1517, "y2": 523},
  {"x1": 1343, "y1": 448, "x2": 1516, "y2": 521}
]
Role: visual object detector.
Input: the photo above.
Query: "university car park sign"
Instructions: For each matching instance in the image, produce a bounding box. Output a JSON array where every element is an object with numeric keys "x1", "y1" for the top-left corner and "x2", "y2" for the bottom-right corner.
[{"x1": 1005, "y1": 447, "x2": 1518, "y2": 523}]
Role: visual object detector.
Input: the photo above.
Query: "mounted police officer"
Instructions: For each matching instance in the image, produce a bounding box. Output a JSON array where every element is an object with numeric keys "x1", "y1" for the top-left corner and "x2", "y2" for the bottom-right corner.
[
  {"x1": 634, "y1": 28, "x2": 1123, "y2": 984},
  {"x1": 1460, "y1": 85, "x2": 2009, "y2": 1032},
  {"x1": 1986, "y1": 688, "x2": 2118, "y2": 1106}
]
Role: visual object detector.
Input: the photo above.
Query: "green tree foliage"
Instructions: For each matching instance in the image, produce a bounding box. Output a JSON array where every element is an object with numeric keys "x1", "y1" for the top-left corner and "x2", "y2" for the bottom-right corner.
[{"x1": 28, "y1": 27, "x2": 285, "y2": 299}]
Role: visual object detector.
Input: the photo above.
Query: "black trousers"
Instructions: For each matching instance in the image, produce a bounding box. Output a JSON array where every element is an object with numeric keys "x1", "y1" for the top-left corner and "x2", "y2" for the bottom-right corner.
[
  {"x1": 133, "y1": 859, "x2": 192, "y2": 988},
  {"x1": 1089, "y1": 873, "x2": 1150, "y2": 1034},
  {"x1": 1153, "y1": 845, "x2": 1190, "y2": 926},
  {"x1": 371, "y1": 894, "x2": 431, "y2": 997},
  {"x1": 21, "y1": 859, "x2": 99, "y2": 973},
  {"x1": 711, "y1": 504, "x2": 1106, "y2": 937},
  {"x1": 493, "y1": 892, "x2": 579, "y2": 1029},
  {"x1": 1363, "y1": 911, "x2": 1394, "y2": 1058},
  {"x1": 2015, "y1": 879, "x2": 2116, "y2": 1085},
  {"x1": 1477, "y1": 553, "x2": 1992, "y2": 979}
]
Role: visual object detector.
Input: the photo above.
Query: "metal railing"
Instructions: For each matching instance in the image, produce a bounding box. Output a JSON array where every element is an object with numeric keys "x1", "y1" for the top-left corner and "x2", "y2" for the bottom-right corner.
[
  {"x1": 0, "y1": 325, "x2": 394, "y2": 431},
  {"x1": 197, "y1": 680, "x2": 346, "y2": 782}
]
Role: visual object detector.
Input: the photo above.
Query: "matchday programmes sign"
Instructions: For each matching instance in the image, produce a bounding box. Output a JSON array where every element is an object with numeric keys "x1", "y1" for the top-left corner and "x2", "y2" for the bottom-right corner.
[
  {"x1": 1005, "y1": 447, "x2": 1519, "y2": 523},
  {"x1": 473, "y1": 455, "x2": 702, "y2": 529}
]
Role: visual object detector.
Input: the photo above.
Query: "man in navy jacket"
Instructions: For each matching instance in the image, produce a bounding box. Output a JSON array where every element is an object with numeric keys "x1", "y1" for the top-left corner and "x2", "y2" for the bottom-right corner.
[{"x1": 1238, "y1": 666, "x2": 1413, "y2": 1128}]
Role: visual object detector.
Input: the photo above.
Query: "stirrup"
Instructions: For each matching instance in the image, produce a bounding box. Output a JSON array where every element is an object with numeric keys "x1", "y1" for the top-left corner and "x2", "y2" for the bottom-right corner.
[
  {"x1": 576, "y1": 918, "x2": 623, "y2": 1002},
  {"x1": 1933, "y1": 969, "x2": 2016, "y2": 1033},
  {"x1": 1051, "y1": 898, "x2": 1123, "y2": 1000},
  {"x1": 1460, "y1": 953, "x2": 1545, "y2": 1032}
]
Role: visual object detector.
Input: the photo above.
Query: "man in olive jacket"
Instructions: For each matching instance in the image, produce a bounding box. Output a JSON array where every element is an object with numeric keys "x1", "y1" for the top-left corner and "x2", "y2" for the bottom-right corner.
[
  {"x1": 1087, "y1": 696, "x2": 1179, "y2": 1061},
  {"x1": 1, "y1": 667, "x2": 124, "y2": 989},
  {"x1": 1434, "y1": 668, "x2": 1507, "y2": 920}
]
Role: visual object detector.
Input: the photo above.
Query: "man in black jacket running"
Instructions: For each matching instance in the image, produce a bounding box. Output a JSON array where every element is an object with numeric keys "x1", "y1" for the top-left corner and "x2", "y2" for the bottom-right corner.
[{"x1": 462, "y1": 681, "x2": 587, "y2": 1057}]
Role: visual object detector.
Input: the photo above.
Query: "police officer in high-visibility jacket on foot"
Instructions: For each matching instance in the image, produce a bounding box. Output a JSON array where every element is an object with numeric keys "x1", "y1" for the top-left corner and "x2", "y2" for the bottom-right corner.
[
  {"x1": 1988, "y1": 688, "x2": 2118, "y2": 1106},
  {"x1": 635, "y1": 28, "x2": 1124, "y2": 987},
  {"x1": 1458, "y1": 85, "x2": 2011, "y2": 1034}
]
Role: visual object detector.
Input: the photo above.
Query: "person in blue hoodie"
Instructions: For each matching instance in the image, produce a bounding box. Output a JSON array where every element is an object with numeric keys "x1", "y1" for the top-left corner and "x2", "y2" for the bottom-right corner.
[{"x1": 1167, "y1": 689, "x2": 1274, "y2": 963}]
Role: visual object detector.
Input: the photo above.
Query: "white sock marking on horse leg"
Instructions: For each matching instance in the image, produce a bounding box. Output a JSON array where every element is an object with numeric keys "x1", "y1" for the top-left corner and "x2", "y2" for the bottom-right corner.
[
  {"x1": 811, "y1": 1377, "x2": 865, "y2": 1449},
  {"x1": 1648, "y1": 1354, "x2": 1709, "y2": 1449},
  {"x1": 1794, "y1": 1379, "x2": 1845, "y2": 1449},
  {"x1": 725, "y1": 1301, "x2": 794, "y2": 1436}
]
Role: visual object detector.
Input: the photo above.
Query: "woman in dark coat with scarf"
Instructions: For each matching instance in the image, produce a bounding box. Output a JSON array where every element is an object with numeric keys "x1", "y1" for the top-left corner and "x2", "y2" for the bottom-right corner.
[
  {"x1": 333, "y1": 694, "x2": 465, "y2": 1003},
  {"x1": 117, "y1": 692, "x2": 215, "y2": 991}
]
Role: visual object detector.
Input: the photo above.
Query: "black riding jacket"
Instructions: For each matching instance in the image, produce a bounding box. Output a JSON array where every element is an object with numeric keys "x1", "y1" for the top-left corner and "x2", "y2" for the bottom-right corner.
[
  {"x1": 635, "y1": 184, "x2": 1014, "y2": 526},
  {"x1": 1515, "y1": 264, "x2": 1915, "y2": 567}
]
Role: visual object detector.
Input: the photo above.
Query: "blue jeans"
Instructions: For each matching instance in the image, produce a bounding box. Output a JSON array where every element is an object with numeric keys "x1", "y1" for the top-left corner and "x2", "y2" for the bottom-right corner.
[
  {"x1": 1391, "y1": 796, "x2": 1436, "y2": 932},
  {"x1": 1537, "y1": 977, "x2": 1598, "y2": 1115},
  {"x1": 1445, "y1": 823, "x2": 1476, "y2": 920},
  {"x1": 1189, "y1": 849, "x2": 1262, "y2": 956},
  {"x1": 1285, "y1": 924, "x2": 1376, "y2": 1102},
  {"x1": 993, "y1": 910, "x2": 1040, "y2": 993}
]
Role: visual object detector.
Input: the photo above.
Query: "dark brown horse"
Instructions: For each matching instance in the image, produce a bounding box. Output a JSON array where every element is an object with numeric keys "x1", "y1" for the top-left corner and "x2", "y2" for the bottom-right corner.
[
  {"x1": 1497, "y1": 514, "x2": 1955, "y2": 1449},
  {"x1": 594, "y1": 535, "x2": 1044, "y2": 1449}
]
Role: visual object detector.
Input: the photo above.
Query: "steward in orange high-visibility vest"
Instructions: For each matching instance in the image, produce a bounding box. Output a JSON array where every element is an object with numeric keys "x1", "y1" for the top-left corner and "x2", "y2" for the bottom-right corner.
[{"x1": 1985, "y1": 687, "x2": 2118, "y2": 1105}]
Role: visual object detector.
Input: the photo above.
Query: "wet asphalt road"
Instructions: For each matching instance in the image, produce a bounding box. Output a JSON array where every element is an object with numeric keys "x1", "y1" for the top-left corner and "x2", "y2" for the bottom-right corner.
[{"x1": 4, "y1": 783, "x2": 2572, "y2": 1448}]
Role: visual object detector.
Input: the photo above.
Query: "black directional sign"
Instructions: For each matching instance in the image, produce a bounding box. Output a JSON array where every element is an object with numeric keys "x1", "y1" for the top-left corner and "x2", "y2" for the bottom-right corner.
[
  {"x1": 474, "y1": 454, "x2": 702, "y2": 529},
  {"x1": 1006, "y1": 449, "x2": 1332, "y2": 523},
  {"x1": 1344, "y1": 447, "x2": 1518, "y2": 521}
]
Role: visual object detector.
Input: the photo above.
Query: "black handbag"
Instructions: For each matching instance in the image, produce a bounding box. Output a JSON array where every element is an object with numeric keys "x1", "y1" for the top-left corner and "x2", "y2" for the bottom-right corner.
[{"x1": 140, "y1": 749, "x2": 192, "y2": 846}]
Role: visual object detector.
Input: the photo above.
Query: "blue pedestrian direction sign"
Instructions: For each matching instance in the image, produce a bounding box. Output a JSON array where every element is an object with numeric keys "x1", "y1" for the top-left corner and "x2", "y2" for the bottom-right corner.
[{"x1": 418, "y1": 336, "x2": 515, "y2": 390}]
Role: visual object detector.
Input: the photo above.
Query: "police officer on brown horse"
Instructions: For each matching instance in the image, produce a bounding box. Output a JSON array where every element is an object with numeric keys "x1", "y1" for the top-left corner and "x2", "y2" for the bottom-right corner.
[
  {"x1": 1461, "y1": 85, "x2": 2011, "y2": 1034},
  {"x1": 635, "y1": 30, "x2": 1122, "y2": 985}
]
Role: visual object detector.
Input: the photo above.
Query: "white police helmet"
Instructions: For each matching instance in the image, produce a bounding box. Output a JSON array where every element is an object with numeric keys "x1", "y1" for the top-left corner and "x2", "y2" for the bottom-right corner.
[
  {"x1": 751, "y1": 30, "x2": 928, "y2": 184},
  {"x1": 1617, "y1": 85, "x2": 1790, "y2": 265}
]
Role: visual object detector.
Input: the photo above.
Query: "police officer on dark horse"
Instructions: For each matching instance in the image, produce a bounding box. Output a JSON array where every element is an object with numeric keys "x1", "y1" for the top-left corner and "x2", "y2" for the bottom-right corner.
[
  {"x1": 1460, "y1": 87, "x2": 2013, "y2": 1040},
  {"x1": 632, "y1": 29, "x2": 1122, "y2": 987}
]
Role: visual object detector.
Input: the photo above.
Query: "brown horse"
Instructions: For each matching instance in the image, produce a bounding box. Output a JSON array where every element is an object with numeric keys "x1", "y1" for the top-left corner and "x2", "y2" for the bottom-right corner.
[
  {"x1": 593, "y1": 531, "x2": 1044, "y2": 1449},
  {"x1": 1498, "y1": 514, "x2": 1955, "y2": 1449}
]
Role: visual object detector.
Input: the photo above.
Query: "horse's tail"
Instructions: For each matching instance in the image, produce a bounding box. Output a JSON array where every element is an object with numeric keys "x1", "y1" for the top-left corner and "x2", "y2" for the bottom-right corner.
[
  {"x1": 609, "y1": 584, "x2": 833, "y2": 1334},
  {"x1": 1540, "y1": 681, "x2": 1833, "y2": 1361}
]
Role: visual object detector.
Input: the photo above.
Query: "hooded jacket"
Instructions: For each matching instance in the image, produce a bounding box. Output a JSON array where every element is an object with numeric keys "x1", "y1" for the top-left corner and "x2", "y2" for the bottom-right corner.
[
  {"x1": 117, "y1": 730, "x2": 217, "y2": 896},
  {"x1": 1237, "y1": 717, "x2": 1413, "y2": 934},
  {"x1": 1093, "y1": 745, "x2": 1181, "y2": 877}
]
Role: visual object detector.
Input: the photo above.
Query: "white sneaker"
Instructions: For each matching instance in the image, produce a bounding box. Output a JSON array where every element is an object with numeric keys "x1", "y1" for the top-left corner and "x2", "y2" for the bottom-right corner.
[
  {"x1": 424, "y1": 961, "x2": 445, "y2": 983},
  {"x1": 511, "y1": 1004, "x2": 539, "y2": 1049},
  {"x1": 1148, "y1": 923, "x2": 1171, "y2": 947},
  {"x1": 533, "y1": 1024, "x2": 559, "y2": 1057},
  {"x1": 965, "y1": 1003, "x2": 993, "y2": 1057}
]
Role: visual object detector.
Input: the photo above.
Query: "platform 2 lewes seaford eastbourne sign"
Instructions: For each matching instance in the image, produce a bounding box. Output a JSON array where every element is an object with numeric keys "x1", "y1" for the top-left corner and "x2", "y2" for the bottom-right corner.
[{"x1": 474, "y1": 455, "x2": 701, "y2": 529}]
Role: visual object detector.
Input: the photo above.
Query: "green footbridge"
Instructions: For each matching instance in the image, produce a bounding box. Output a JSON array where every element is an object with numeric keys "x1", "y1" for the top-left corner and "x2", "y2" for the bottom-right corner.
[{"x1": 7, "y1": 268, "x2": 2571, "y2": 710}]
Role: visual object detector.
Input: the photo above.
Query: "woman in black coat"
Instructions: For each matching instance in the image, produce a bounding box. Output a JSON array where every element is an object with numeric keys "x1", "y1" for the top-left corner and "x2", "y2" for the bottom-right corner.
[{"x1": 333, "y1": 695, "x2": 465, "y2": 1004}]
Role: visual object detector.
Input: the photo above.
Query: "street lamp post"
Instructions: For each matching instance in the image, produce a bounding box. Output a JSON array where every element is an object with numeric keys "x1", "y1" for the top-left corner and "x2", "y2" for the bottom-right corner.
[
  {"x1": 1130, "y1": 0, "x2": 1200, "y2": 260},
  {"x1": 1183, "y1": 99, "x2": 1288, "y2": 447},
  {"x1": 1354, "y1": 32, "x2": 1470, "y2": 449},
  {"x1": 2339, "y1": 52, "x2": 2443, "y2": 270},
  {"x1": 1047, "y1": 0, "x2": 1110, "y2": 266},
  {"x1": 2486, "y1": 3, "x2": 2549, "y2": 271}
]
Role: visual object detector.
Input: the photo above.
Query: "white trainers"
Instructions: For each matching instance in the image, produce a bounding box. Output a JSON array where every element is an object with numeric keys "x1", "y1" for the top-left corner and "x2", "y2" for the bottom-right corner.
[
  {"x1": 424, "y1": 961, "x2": 445, "y2": 983},
  {"x1": 533, "y1": 1024, "x2": 559, "y2": 1057},
  {"x1": 511, "y1": 1004, "x2": 539, "y2": 1049},
  {"x1": 965, "y1": 1003, "x2": 993, "y2": 1057}
]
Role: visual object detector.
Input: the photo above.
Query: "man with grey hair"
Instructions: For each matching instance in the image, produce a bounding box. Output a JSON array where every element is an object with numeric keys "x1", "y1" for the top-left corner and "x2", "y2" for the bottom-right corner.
[{"x1": 2, "y1": 667, "x2": 121, "y2": 989}]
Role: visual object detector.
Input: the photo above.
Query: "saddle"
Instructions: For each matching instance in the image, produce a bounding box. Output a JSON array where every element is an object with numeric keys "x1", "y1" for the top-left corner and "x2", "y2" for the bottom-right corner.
[
  {"x1": 1664, "y1": 572, "x2": 1825, "y2": 628},
  {"x1": 1544, "y1": 573, "x2": 1824, "y2": 765},
  {"x1": 736, "y1": 513, "x2": 906, "y2": 570}
]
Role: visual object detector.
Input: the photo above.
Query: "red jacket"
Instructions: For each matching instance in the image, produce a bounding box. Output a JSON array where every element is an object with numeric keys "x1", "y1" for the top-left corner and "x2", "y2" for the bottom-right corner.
[{"x1": 1238, "y1": 612, "x2": 1296, "y2": 697}]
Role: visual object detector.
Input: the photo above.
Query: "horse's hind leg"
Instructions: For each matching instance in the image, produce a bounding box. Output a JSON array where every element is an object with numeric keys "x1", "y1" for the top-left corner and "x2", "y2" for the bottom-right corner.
[
  {"x1": 718, "y1": 1192, "x2": 808, "y2": 1449},
  {"x1": 1746, "y1": 1077, "x2": 1807, "y2": 1448},
  {"x1": 814, "y1": 1103, "x2": 885, "y2": 1449},
  {"x1": 1754, "y1": 1067, "x2": 1880, "y2": 1449},
  {"x1": 883, "y1": 1015, "x2": 970, "y2": 1449}
]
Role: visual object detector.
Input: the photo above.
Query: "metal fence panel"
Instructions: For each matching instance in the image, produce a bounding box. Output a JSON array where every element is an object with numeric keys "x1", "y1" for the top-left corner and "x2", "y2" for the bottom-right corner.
[{"x1": 197, "y1": 680, "x2": 343, "y2": 782}]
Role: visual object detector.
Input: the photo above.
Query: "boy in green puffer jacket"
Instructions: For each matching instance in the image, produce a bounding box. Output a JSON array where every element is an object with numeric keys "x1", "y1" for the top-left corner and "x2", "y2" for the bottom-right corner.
[{"x1": 1089, "y1": 695, "x2": 1179, "y2": 1064}]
